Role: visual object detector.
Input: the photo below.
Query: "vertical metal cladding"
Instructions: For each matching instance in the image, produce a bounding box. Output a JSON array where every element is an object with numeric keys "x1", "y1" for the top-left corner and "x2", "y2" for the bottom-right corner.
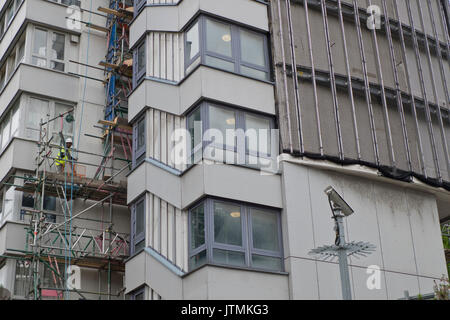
[
  {"x1": 270, "y1": 0, "x2": 450, "y2": 187},
  {"x1": 147, "y1": 32, "x2": 184, "y2": 82}
]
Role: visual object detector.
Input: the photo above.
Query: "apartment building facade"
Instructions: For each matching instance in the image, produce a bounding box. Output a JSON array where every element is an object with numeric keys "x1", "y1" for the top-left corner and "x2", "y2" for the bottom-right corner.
[
  {"x1": 0, "y1": 0, "x2": 448, "y2": 301},
  {"x1": 0, "y1": 0, "x2": 130, "y2": 300},
  {"x1": 125, "y1": 0, "x2": 449, "y2": 300}
]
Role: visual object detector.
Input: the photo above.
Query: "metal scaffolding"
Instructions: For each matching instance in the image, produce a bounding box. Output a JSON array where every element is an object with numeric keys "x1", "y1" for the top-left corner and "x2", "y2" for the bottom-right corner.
[{"x1": 0, "y1": 0, "x2": 134, "y2": 300}]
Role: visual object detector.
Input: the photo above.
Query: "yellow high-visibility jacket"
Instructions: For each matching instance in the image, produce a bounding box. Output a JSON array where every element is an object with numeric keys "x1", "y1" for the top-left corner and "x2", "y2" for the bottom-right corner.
[{"x1": 55, "y1": 147, "x2": 69, "y2": 166}]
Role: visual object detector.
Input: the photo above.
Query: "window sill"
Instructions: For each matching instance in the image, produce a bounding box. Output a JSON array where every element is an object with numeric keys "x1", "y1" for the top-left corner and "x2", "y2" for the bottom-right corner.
[{"x1": 182, "y1": 262, "x2": 288, "y2": 279}]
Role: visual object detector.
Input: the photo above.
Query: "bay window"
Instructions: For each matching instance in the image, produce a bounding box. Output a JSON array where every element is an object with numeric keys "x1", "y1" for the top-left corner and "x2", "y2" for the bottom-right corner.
[
  {"x1": 131, "y1": 196, "x2": 146, "y2": 255},
  {"x1": 0, "y1": 101, "x2": 20, "y2": 152},
  {"x1": 189, "y1": 198, "x2": 283, "y2": 272},
  {"x1": 186, "y1": 102, "x2": 274, "y2": 164},
  {"x1": 184, "y1": 16, "x2": 270, "y2": 81}
]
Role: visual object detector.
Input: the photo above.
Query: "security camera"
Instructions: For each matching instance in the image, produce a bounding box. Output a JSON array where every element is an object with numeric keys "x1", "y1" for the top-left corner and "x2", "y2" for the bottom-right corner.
[{"x1": 324, "y1": 186, "x2": 354, "y2": 217}]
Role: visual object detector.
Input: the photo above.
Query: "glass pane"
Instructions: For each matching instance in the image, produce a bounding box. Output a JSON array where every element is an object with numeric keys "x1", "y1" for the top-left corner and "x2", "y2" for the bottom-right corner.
[
  {"x1": 51, "y1": 33, "x2": 65, "y2": 60},
  {"x1": 213, "y1": 249, "x2": 245, "y2": 267},
  {"x1": 205, "y1": 56, "x2": 234, "y2": 73},
  {"x1": 33, "y1": 29, "x2": 47, "y2": 56},
  {"x1": 6, "y1": 3, "x2": 14, "y2": 24},
  {"x1": 251, "y1": 208, "x2": 279, "y2": 252},
  {"x1": 209, "y1": 106, "x2": 235, "y2": 148},
  {"x1": 240, "y1": 29, "x2": 265, "y2": 67},
  {"x1": 32, "y1": 57, "x2": 47, "y2": 68},
  {"x1": 54, "y1": 103, "x2": 74, "y2": 139},
  {"x1": 190, "y1": 203, "x2": 205, "y2": 250},
  {"x1": 186, "y1": 22, "x2": 199, "y2": 61},
  {"x1": 11, "y1": 107, "x2": 20, "y2": 137},
  {"x1": 245, "y1": 114, "x2": 271, "y2": 154},
  {"x1": 17, "y1": 42, "x2": 25, "y2": 65},
  {"x1": 22, "y1": 193, "x2": 34, "y2": 208},
  {"x1": 251, "y1": 255, "x2": 282, "y2": 271},
  {"x1": 135, "y1": 239, "x2": 145, "y2": 252},
  {"x1": 43, "y1": 196, "x2": 56, "y2": 211},
  {"x1": 135, "y1": 200, "x2": 144, "y2": 236},
  {"x1": 51, "y1": 61, "x2": 64, "y2": 72},
  {"x1": 137, "y1": 118, "x2": 145, "y2": 150},
  {"x1": 27, "y1": 98, "x2": 49, "y2": 129},
  {"x1": 206, "y1": 19, "x2": 232, "y2": 57},
  {"x1": 137, "y1": 44, "x2": 145, "y2": 73},
  {"x1": 4, "y1": 186, "x2": 14, "y2": 218},
  {"x1": 135, "y1": 292, "x2": 144, "y2": 300},
  {"x1": 214, "y1": 202, "x2": 242, "y2": 246},
  {"x1": 240, "y1": 66, "x2": 268, "y2": 81},
  {"x1": 189, "y1": 250, "x2": 206, "y2": 270},
  {"x1": 188, "y1": 107, "x2": 202, "y2": 149},
  {"x1": 1, "y1": 119, "x2": 10, "y2": 149}
]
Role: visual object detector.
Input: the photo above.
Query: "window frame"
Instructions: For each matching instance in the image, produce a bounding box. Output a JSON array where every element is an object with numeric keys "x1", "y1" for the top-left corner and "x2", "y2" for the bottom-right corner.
[
  {"x1": 31, "y1": 26, "x2": 67, "y2": 73},
  {"x1": 132, "y1": 113, "x2": 146, "y2": 167},
  {"x1": 184, "y1": 15, "x2": 271, "y2": 81},
  {"x1": 134, "y1": 0, "x2": 147, "y2": 17},
  {"x1": 186, "y1": 102, "x2": 275, "y2": 164},
  {"x1": 133, "y1": 40, "x2": 146, "y2": 88},
  {"x1": 130, "y1": 196, "x2": 146, "y2": 255},
  {"x1": 188, "y1": 198, "x2": 283, "y2": 273}
]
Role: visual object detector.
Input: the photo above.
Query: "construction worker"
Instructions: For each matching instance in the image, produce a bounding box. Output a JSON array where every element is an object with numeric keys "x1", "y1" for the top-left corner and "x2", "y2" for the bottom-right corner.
[{"x1": 55, "y1": 138, "x2": 77, "y2": 176}]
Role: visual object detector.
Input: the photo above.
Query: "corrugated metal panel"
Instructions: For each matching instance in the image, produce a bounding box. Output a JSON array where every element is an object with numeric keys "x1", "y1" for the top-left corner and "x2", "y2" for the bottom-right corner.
[
  {"x1": 148, "y1": 32, "x2": 184, "y2": 82},
  {"x1": 147, "y1": 192, "x2": 188, "y2": 272},
  {"x1": 271, "y1": 0, "x2": 450, "y2": 187}
]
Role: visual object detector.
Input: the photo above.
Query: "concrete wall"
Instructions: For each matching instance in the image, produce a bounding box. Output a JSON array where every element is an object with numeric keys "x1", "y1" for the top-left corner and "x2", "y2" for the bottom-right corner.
[{"x1": 281, "y1": 160, "x2": 448, "y2": 299}]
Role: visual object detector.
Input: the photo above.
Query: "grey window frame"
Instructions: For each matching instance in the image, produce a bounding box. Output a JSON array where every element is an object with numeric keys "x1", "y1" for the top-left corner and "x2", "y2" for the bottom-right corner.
[
  {"x1": 130, "y1": 196, "x2": 146, "y2": 255},
  {"x1": 188, "y1": 197, "x2": 283, "y2": 273},
  {"x1": 186, "y1": 102, "x2": 275, "y2": 163},
  {"x1": 134, "y1": 0, "x2": 146, "y2": 17},
  {"x1": 184, "y1": 15, "x2": 271, "y2": 81},
  {"x1": 133, "y1": 40, "x2": 146, "y2": 89},
  {"x1": 132, "y1": 113, "x2": 146, "y2": 167},
  {"x1": 130, "y1": 286, "x2": 145, "y2": 300}
]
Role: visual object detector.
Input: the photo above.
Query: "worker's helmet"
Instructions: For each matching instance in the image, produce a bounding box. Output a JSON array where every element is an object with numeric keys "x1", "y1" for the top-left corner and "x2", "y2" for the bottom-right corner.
[{"x1": 66, "y1": 137, "x2": 73, "y2": 144}]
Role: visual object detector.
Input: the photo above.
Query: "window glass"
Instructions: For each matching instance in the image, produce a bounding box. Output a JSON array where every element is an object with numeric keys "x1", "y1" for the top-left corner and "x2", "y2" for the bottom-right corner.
[
  {"x1": 33, "y1": 29, "x2": 47, "y2": 57},
  {"x1": 245, "y1": 114, "x2": 271, "y2": 154},
  {"x1": 43, "y1": 196, "x2": 56, "y2": 211},
  {"x1": 0, "y1": 188, "x2": 3, "y2": 214},
  {"x1": 16, "y1": 41, "x2": 25, "y2": 65},
  {"x1": 137, "y1": 44, "x2": 145, "y2": 73},
  {"x1": 137, "y1": 117, "x2": 145, "y2": 151},
  {"x1": 6, "y1": 2, "x2": 14, "y2": 24},
  {"x1": 213, "y1": 249, "x2": 245, "y2": 267},
  {"x1": 204, "y1": 56, "x2": 235, "y2": 73},
  {"x1": 251, "y1": 255, "x2": 282, "y2": 271},
  {"x1": 190, "y1": 203, "x2": 205, "y2": 250},
  {"x1": 27, "y1": 98, "x2": 49, "y2": 132},
  {"x1": 251, "y1": 208, "x2": 279, "y2": 252},
  {"x1": 4, "y1": 186, "x2": 15, "y2": 218},
  {"x1": 188, "y1": 107, "x2": 202, "y2": 149},
  {"x1": 22, "y1": 193, "x2": 34, "y2": 208},
  {"x1": 51, "y1": 33, "x2": 65, "y2": 60},
  {"x1": 186, "y1": 22, "x2": 199, "y2": 61},
  {"x1": 53, "y1": 103, "x2": 73, "y2": 144},
  {"x1": 11, "y1": 106, "x2": 19, "y2": 137},
  {"x1": 1, "y1": 118, "x2": 10, "y2": 149},
  {"x1": 135, "y1": 200, "x2": 144, "y2": 236},
  {"x1": 135, "y1": 239, "x2": 145, "y2": 252},
  {"x1": 206, "y1": 19, "x2": 232, "y2": 57},
  {"x1": 240, "y1": 66, "x2": 267, "y2": 81},
  {"x1": 240, "y1": 29, "x2": 266, "y2": 67},
  {"x1": 189, "y1": 250, "x2": 206, "y2": 270},
  {"x1": 135, "y1": 291, "x2": 144, "y2": 300},
  {"x1": 209, "y1": 106, "x2": 235, "y2": 147},
  {"x1": 213, "y1": 202, "x2": 242, "y2": 246}
]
